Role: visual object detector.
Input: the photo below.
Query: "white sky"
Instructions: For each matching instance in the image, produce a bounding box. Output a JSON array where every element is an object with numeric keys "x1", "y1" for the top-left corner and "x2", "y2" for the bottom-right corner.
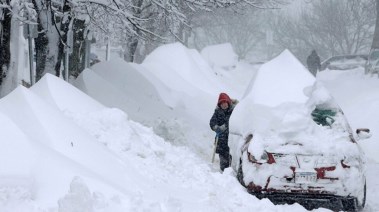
[{"x1": 0, "y1": 42, "x2": 378, "y2": 211}]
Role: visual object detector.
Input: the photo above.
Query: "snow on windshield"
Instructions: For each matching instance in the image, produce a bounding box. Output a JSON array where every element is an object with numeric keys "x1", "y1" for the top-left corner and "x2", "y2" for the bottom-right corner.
[{"x1": 230, "y1": 50, "x2": 360, "y2": 159}]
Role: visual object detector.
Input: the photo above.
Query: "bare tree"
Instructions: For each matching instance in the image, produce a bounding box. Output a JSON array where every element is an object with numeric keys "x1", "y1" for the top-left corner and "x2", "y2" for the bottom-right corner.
[
  {"x1": 0, "y1": 0, "x2": 11, "y2": 85},
  {"x1": 191, "y1": 7, "x2": 266, "y2": 60},
  {"x1": 87, "y1": 0, "x2": 289, "y2": 63},
  {"x1": 270, "y1": 0, "x2": 375, "y2": 63},
  {"x1": 372, "y1": 0, "x2": 379, "y2": 48}
]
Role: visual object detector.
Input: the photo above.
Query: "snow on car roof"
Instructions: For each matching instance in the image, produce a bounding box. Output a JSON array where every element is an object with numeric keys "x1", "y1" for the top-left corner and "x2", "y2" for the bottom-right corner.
[{"x1": 242, "y1": 49, "x2": 315, "y2": 107}]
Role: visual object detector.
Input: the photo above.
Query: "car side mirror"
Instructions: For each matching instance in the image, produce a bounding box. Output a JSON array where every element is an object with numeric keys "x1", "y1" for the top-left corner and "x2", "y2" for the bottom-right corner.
[{"x1": 356, "y1": 128, "x2": 372, "y2": 140}]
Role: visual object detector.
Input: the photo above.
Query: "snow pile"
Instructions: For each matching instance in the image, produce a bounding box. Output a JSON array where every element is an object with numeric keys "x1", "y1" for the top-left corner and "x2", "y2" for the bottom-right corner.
[
  {"x1": 73, "y1": 59, "x2": 173, "y2": 125},
  {"x1": 0, "y1": 74, "x2": 322, "y2": 211},
  {"x1": 231, "y1": 50, "x2": 314, "y2": 135},
  {"x1": 0, "y1": 83, "x2": 147, "y2": 210},
  {"x1": 200, "y1": 43, "x2": 238, "y2": 70},
  {"x1": 140, "y1": 42, "x2": 251, "y2": 125},
  {"x1": 142, "y1": 42, "x2": 223, "y2": 97},
  {"x1": 243, "y1": 49, "x2": 315, "y2": 107},
  {"x1": 230, "y1": 50, "x2": 360, "y2": 158},
  {"x1": 74, "y1": 43, "x2": 231, "y2": 155},
  {"x1": 74, "y1": 61, "x2": 206, "y2": 154}
]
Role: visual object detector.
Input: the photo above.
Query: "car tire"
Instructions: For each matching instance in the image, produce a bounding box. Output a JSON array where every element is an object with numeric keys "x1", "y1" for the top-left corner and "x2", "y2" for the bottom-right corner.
[
  {"x1": 237, "y1": 159, "x2": 245, "y2": 187},
  {"x1": 344, "y1": 179, "x2": 366, "y2": 211}
]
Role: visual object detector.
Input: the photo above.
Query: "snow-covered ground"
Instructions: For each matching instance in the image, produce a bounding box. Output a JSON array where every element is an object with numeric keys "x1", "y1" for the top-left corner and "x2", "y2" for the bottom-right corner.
[{"x1": 0, "y1": 42, "x2": 378, "y2": 211}]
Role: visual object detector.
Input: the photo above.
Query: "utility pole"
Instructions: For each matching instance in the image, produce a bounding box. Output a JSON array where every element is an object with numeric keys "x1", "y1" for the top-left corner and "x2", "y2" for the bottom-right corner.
[
  {"x1": 84, "y1": 35, "x2": 90, "y2": 68},
  {"x1": 106, "y1": 36, "x2": 110, "y2": 61}
]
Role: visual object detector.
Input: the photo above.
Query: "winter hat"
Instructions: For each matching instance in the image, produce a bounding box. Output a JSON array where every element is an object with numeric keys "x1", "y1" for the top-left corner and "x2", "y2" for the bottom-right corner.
[{"x1": 218, "y1": 93, "x2": 231, "y2": 106}]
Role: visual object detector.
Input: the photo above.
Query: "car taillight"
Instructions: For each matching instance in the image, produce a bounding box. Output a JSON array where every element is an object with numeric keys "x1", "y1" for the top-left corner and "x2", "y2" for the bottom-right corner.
[
  {"x1": 248, "y1": 151, "x2": 275, "y2": 164},
  {"x1": 315, "y1": 166, "x2": 337, "y2": 180}
]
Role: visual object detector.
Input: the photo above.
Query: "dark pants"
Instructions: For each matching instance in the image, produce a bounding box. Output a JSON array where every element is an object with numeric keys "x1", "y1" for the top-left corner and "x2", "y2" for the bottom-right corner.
[
  {"x1": 219, "y1": 152, "x2": 232, "y2": 171},
  {"x1": 309, "y1": 68, "x2": 317, "y2": 76}
]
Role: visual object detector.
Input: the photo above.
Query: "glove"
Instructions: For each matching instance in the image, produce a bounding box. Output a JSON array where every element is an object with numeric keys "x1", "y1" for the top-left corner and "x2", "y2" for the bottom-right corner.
[
  {"x1": 213, "y1": 124, "x2": 226, "y2": 134},
  {"x1": 232, "y1": 99, "x2": 239, "y2": 104},
  {"x1": 219, "y1": 124, "x2": 226, "y2": 132},
  {"x1": 231, "y1": 99, "x2": 239, "y2": 109}
]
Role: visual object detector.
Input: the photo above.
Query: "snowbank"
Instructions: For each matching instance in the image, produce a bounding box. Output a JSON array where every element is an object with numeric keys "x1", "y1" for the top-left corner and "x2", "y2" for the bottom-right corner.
[
  {"x1": 0, "y1": 74, "x2": 322, "y2": 211},
  {"x1": 73, "y1": 59, "x2": 174, "y2": 126},
  {"x1": 201, "y1": 43, "x2": 238, "y2": 70},
  {"x1": 0, "y1": 82, "x2": 149, "y2": 209},
  {"x1": 30, "y1": 74, "x2": 105, "y2": 113},
  {"x1": 73, "y1": 60, "x2": 212, "y2": 153},
  {"x1": 142, "y1": 42, "x2": 223, "y2": 97}
]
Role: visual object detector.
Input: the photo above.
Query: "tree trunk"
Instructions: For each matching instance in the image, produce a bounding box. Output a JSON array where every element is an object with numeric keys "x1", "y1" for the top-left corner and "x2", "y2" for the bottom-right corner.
[
  {"x1": 69, "y1": 19, "x2": 86, "y2": 78},
  {"x1": 1, "y1": 6, "x2": 21, "y2": 97},
  {"x1": 32, "y1": 0, "x2": 61, "y2": 82},
  {"x1": 34, "y1": 28, "x2": 48, "y2": 82},
  {"x1": 54, "y1": 0, "x2": 71, "y2": 77},
  {"x1": 123, "y1": 0, "x2": 144, "y2": 63},
  {"x1": 124, "y1": 35, "x2": 139, "y2": 62},
  {"x1": 32, "y1": 0, "x2": 48, "y2": 82},
  {"x1": 0, "y1": 4, "x2": 11, "y2": 85},
  {"x1": 372, "y1": 0, "x2": 379, "y2": 48}
]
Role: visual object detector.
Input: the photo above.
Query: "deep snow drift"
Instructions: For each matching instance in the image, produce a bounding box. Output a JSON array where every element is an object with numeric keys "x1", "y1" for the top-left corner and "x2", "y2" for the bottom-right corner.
[
  {"x1": 201, "y1": 43, "x2": 238, "y2": 70},
  {"x1": 0, "y1": 42, "x2": 378, "y2": 211}
]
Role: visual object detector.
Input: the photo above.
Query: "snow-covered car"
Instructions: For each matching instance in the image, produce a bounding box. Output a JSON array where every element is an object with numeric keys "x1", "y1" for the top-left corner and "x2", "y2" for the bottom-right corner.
[
  {"x1": 236, "y1": 102, "x2": 369, "y2": 211},
  {"x1": 231, "y1": 50, "x2": 371, "y2": 211},
  {"x1": 365, "y1": 48, "x2": 379, "y2": 76},
  {"x1": 320, "y1": 54, "x2": 367, "y2": 71}
]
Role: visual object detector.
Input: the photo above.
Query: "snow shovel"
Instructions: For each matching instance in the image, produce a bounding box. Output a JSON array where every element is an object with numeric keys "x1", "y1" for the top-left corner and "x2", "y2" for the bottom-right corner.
[{"x1": 211, "y1": 133, "x2": 219, "y2": 163}]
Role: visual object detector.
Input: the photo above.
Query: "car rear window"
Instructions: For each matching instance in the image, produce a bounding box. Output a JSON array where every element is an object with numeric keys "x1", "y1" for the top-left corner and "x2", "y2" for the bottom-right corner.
[{"x1": 311, "y1": 108, "x2": 337, "y2": 126}]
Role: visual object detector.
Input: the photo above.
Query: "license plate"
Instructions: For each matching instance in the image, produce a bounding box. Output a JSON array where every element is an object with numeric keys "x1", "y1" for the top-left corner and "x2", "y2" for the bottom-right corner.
[{"x1": 295, "y1": 172, "x2": 317, "y2": 184}]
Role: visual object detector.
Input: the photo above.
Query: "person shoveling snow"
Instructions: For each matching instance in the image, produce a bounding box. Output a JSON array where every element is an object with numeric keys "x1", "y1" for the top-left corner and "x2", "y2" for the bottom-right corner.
[{"x1": 209, "y1": 92, "x2": 239, "y2": 171}]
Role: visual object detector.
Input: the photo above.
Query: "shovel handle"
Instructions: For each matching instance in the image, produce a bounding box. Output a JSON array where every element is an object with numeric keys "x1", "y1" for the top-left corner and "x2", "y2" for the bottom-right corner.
[{"x1": 211, "y1": 135, "x2": 219, "y2": 163}]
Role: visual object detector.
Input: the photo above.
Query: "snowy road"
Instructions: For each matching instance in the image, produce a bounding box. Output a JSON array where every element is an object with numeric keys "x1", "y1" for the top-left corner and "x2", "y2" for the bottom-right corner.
[{"x1": 364, "y1": 162, "x2": 379, "y2": 211}]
